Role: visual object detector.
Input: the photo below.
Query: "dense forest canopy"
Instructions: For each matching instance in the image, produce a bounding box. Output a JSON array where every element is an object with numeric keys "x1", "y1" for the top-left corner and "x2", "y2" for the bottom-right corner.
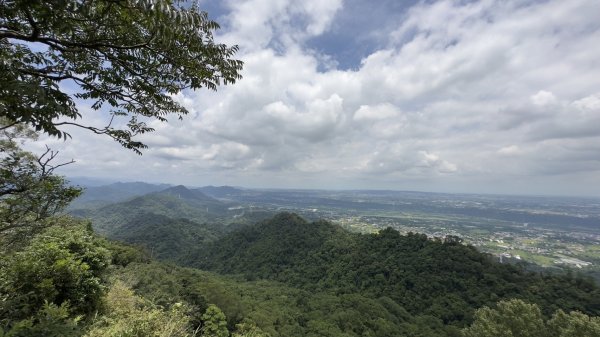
[{"x1": 193, "y1": 213, "x2": 600, "y2": 321}]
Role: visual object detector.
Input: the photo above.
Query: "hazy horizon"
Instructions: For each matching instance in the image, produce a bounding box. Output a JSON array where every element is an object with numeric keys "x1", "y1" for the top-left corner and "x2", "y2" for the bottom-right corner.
[{"x1": 67, "y1": 176, "x2": 600, "y2": 199}]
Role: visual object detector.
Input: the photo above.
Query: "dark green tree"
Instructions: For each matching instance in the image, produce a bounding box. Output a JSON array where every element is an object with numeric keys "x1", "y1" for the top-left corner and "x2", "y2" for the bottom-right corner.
[{"x1": 0, "y1": 0, "x2": 243, "y2": 153}]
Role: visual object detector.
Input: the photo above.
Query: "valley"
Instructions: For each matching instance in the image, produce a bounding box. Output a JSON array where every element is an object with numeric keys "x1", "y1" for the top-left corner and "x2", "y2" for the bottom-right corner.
[
  {"x1": 71, "y1": 182, "x2": 600, "y2": 280},
  {"x1": 201, "y1": 186, "x2": 600, "y2": 273}
]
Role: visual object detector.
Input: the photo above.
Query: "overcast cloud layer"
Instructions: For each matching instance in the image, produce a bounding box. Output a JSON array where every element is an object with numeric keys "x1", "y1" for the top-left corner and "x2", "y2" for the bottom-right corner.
[{"x1": 31, "y1": 0, "x2": 600, "y2": 196}]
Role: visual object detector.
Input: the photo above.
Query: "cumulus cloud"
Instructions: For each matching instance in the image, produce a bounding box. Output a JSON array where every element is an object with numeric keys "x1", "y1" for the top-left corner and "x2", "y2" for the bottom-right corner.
[
  {"x1": 220, "y1": 0, "x2": 343, "y2": 50},
  {"x1": 498, "y1": 145, "x2": 522, "y2": 156},
  {"x1": 530, "y1": 91, "x2": 557, "y2": 107},
  {"x1": 353, "y1": 104, "x2": 399, "y2": 121},
  {"x1": 27, "y1": 0, "x2": 600, "y2": 196}
]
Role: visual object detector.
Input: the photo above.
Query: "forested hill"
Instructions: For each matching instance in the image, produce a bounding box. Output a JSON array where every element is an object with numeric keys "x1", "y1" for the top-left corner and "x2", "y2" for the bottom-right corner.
[
  {"x1": 66, "y1": 185, "x2": 229, "y2": 261},
  {"x1": 159, "y1": 185, "x2": 220, "y2": 202},
  {"x1": 80, "y1": 185, "x2": 226, "y2": 234},
  {"x1": 194, "y1": 213, "x2": 350, "y2": 279},
  {"x1": 198, "y1": 185, "x2": 246, "y2": 198},
  {"x1": 193, "y1": 213, "x2": 600, "y2": 325}
]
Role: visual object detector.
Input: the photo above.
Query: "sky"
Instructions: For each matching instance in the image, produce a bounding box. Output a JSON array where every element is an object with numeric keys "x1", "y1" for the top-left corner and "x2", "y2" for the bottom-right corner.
[{"x1": 27, "y1": 0, "x2": 600, "y2": 196}]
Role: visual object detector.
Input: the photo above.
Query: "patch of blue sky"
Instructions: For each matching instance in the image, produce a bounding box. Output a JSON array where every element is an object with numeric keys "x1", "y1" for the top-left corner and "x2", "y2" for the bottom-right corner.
[{"x1": 305, "y1": 0, "x2": 422, "y2": 70}]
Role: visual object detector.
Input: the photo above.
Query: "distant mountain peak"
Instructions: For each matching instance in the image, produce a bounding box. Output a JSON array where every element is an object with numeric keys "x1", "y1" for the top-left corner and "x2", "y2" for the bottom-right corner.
[
  {"x1": 198, "y1": 185, "x2": 244, "y2": 198},
  {"x1": 159, "y1": 185, "x2": 213, "y2": 201}
]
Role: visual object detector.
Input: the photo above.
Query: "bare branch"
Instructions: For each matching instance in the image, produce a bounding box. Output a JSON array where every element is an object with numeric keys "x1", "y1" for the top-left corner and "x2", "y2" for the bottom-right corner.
[
  {"x1": 35, "y1": 145, "x2": 75, "y2": 177},
  {"x1": 0, "y1": 121, "x2": 19, "y2": 131}
]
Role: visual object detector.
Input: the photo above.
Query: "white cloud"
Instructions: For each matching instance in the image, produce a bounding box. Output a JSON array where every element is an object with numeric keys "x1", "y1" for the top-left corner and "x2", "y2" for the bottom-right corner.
[
  {"x1": 498, "y1": 145, "x2": 522, "y2": 156},
  {"x1": 353, "y1": 103, "x2": 399, "y2": 121},
  {"x1": 26, "y1": 0, "x2": 600, "y2": 196},
  {"x1": 530, "y1": 91, "x2": 557, "y2": 107},
  {"x1": 220, "y1": 0, "x2": 343, "y2": 50},
  {"x1": 573, "y1": 93, "x2": 600, "y2": 112}
]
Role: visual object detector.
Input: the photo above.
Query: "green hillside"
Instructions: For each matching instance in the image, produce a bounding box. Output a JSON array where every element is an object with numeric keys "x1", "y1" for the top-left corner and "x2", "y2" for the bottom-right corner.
[
  {"x1": 82, "y1": 186, "x2": 225, "y2": 234},
  {"x1": 69, "y1": 185, "x2": 278, "y2": 263},
  {"x1": 193, "y1": 213, "x2": 600, "y2": 327},
  {"x1": 108, "y1": 213, "x2": 222, "y2": 262}
]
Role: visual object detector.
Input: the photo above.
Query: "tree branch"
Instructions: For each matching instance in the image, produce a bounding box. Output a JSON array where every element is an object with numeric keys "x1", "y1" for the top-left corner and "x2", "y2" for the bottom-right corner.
[
  {"x1": 0, "y1": 121, "x2": 19, "y2": 131},
  {"x1": 36, "y1": 145, "x2": 75, "y2": 177},
  {"x1": 23, "y1": 7, "x2": 40, "y2": 39},
  {"x1": 0, "y1": 29, "x2": 156, "y2": 51}
]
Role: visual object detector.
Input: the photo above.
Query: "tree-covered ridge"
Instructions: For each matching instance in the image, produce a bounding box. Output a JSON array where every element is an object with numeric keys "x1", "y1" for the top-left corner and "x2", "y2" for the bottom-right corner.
[
  {"x1": 69, "y1": 184, "x2": 274, "y2": 263},
  {"x1": 111, "y1": 257, "x2": 600, "y2": 337},
  {"x1": 195, "y1": 213, "x2": 349, "y2": 279},
  {"x1": 193, "y1": 213, "x2": 600, "y2": 324},
  {"x1": 77, "y1": 185, "x2": 231, "y2": 228},
  {"x1": 108, "y1": 212, "x2": 222, "y2": 261}
]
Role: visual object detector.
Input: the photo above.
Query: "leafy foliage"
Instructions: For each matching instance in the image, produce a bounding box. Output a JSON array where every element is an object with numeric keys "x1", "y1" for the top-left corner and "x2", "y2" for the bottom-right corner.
[
  {"x1": 231, "y1": 320, "x2": 271, "y2": 337},
  {"x1": 0, "y1": 221, "x2": 110, "y2": 333},
  {"x1": 462, "y1": 299, "x2": 546, "y2": 337},
  {"x1": 0, "y1": 0, "x2": 242, "y2": 152},
  {"x1": 462, "y1": 299, "x2": 600, "y2": 337},
  {"x1": 195, "y1": 213, "x2": 348, "y2": 280},
  {"x1": 0, "y1": 302, "x2": 81, "y2": 337},
  {"x1": 110, "y1": 261, "x2": 422, "y2": 337},
  {"x1": 0, "y1": 122, "x2": 81, "y2": 248},
  {"x1": 84, "y1": 281, "x2": 192, "y2": 337},
  {"x1": 548, "y1": 309, "x2": 600, "y2": 337},
  {"x1": 201, "y1": 304, "x2": 229, "y2": 337}
]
